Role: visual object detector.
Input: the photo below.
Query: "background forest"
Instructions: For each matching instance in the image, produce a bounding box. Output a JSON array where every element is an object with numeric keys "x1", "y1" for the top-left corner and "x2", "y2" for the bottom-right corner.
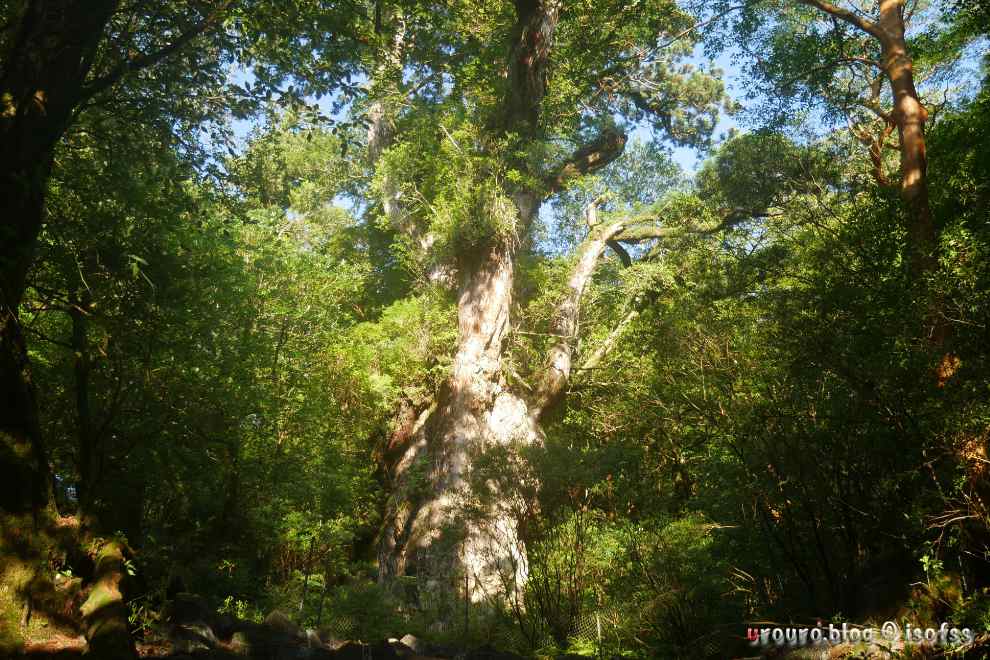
[{"x1": 1, "y1": 0, "x2": 989, "y2": 658}]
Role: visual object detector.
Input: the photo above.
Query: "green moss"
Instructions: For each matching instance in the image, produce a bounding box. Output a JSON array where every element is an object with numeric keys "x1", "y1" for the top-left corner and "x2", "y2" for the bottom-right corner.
[
  {"x1": 81, "y1": 582, "x2": 119, "y2": 618},
  {"x1": 0, "y1": 564, "x2": 27, "y2": 652},
  {"x1": 0, "y1": 512, "x2": 87, "y2": 651}
]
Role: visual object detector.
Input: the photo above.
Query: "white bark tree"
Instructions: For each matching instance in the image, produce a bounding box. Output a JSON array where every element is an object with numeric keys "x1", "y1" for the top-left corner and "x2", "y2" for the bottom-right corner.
[{"x1": 368, "y1": 0, "x2": 728, "y2": 611}]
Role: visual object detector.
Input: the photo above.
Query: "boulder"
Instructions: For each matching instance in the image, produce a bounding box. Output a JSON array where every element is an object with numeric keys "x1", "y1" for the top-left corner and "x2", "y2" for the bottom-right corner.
[
  {"x1": 332, "y1": 641, "x2": 369, "y2": 659},
  {"x1": 162, "y1": 593, "x2": 232, "y2": 656},
  {"x1": 170, "y1": 621, "x2": 220, "y2": 653},
  {"x1": 388, "y1": 638, "x2": 416, "y2": 657},
  {"x1": 399, "y1": 634, "x2": 423, "y2": 653},
  {"x1": 264, "y1": 609, "x2": 301, "y2": 638},
  {"x1": 165, "y1": 593, "x2": 220, "y2": 630}
]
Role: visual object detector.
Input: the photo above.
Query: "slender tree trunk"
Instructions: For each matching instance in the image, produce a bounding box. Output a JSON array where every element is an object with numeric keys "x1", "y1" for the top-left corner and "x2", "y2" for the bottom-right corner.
[
  {"x1": 876, "y1": 1, "x2": 936, "y2": 276},
  {"x1": 800, "y1": 1, "x2": 937, "y2": 275},
  {"x1": 70, "y1": 293, "x2": 97, "y2": 519},
  {"x1": 800, "y1": 0, "x2": 951, "y2": 370}
]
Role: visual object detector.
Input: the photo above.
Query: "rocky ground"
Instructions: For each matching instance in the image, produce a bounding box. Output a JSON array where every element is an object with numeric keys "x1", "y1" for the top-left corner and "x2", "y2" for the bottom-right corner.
[
  {"x1": 14, "y1": 592, "x2": 547, "y2": 660},
  {"x1": 12, "y1": 591, "x2": 990, "y2": 659}
]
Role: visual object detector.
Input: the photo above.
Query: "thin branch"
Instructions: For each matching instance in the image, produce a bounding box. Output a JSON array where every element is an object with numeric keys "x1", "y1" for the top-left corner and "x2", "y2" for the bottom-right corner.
[
  {"x1": 80, "y1": 0, "x2": 236, "y2": 101},
  {"x1": 576, "y1": 307, "x2": 641, "y2": 374}
]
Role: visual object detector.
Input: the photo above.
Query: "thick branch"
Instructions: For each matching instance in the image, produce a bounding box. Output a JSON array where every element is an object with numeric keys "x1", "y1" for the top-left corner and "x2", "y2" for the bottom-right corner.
[
  {"x1": 532, "y1": 219, "x2": 627, "y2": 419},
  {"x1": 613, "y1": 223, "x2": 684, "y2": 243},
  {"x1": 530, "y1": 202, "x2": 767, "y2": 419},
  {"x1": 796, "y1": 0, "x2": 883, "y2": 39},
  {"x1": 614, "y1": 206, "x2": 776, "y2": 244},
  {"x1": 544, "y1": 128, "x2": 627, "y2": 196},
  {"x1": 606, "y1": 240, "x2": 631, "y2": 267}
]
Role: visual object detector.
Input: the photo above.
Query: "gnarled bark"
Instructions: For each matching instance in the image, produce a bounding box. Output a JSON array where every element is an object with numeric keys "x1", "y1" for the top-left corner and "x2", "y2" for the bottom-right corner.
[
  {"x1": 378, "y1": 0, "x2": 563, "y2": 608},
  {"x1": 378, "y1": 239, "x2": 540, "y2": 607},
  {"x1": 376, "y1": 0, "x2": 644, "y2": 613}
]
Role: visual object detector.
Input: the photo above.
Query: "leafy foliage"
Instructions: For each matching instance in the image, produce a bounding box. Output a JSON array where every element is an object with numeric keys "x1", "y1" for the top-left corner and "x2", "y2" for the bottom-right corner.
[{"x1": 4, "y1": 1, "x2": 990, "y2": 658}]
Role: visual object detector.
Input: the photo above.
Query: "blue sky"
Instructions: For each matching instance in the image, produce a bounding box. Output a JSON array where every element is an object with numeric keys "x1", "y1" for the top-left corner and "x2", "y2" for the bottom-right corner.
[{"x1": 227, "y1": 43, "x2": 746, "y2": 177}]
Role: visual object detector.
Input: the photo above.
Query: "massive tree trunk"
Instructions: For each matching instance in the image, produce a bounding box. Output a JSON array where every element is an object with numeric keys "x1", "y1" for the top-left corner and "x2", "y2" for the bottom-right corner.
[
  {"x1": 378, "y1": 232, "x2": 541, "y2": 609},
  {"x1": 378, "y1": 201, "x2": 646, "y2": 610},
  {"x1": 375, "y1": 0, "x2": 561, "y2": 610}
]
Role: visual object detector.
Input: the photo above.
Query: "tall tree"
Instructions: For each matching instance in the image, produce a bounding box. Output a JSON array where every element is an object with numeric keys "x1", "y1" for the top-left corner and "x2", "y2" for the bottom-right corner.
[
  {"x1": 372, "y1": 0, "x2": 726, "y2": 609},
  {"x1": 0, "y1": 0, "x2": 364, "y2": 516},
  {"x1": 717, "y1": 0, "x2": 977, "y2": 276},
  {"x1": 797, "y1": 0, "x2": 934, "y2": 272},
  {"x1": 0, "y1": 0, "x2": 232, "y2": 515}
]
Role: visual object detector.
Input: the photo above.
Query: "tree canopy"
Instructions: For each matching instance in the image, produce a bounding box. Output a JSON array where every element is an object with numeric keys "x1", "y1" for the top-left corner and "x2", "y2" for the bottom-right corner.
[{"x1": 1, "y1": 1, "x2": 989, "y2": 658}]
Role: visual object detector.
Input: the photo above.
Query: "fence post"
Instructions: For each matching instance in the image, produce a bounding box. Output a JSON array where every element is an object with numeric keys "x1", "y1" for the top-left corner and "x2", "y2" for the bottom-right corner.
[
  {"x1": 596, "y1": 611, "x2": 602, "y2": 659},
  {"x1": 464, "y1": 571, "x2": 470, "y2": 646}
]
